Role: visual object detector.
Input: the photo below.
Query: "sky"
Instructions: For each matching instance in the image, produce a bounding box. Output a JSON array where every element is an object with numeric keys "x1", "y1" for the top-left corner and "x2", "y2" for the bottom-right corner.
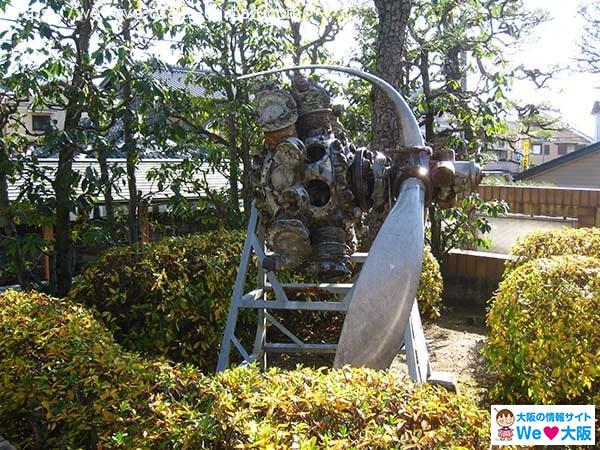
[
  {"x1": 1, "y1": 0, "x2": 598, "y2": 138},
  {"x1": 325, "y1": 0, "x2": 599, "y2": 139},
  {"x1": 504, "y1": 0, "x2": 598, "y2": 138}
]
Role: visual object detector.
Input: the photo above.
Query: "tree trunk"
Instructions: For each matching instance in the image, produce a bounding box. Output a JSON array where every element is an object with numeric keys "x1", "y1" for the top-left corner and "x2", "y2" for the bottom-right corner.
[
  {"x1": 122, "y1": 13, "x2": 139, "y2": 243},
  {"x1": 429, "y1": 206, "x2": 443, "y2": 260},
  {"x1": 420, "y1": 50, "x2": 435, "y2": 143},
  {"x1": 440, "y1": 8, "x2": 473, "y2": 155},
  {"x1": 236, "y1": 88, "x2": 252, "y2": 215},
  {"x1": 53, "y1": 0, "x2": 94, "y2": 296},
  {"x1": 226, "y1": 113, "x2": 240, "y2": 212},
  {"x1": 126, "y1": 145, "x2": 138, "y2": 243},
  {"x1": 97, "y1": 150, "x2": 117, "y2": 241},
  {"x1": 240, "y1": 136, "x2": 252, "y2": 215},
  {"x1": 371, "y1": 0, "x2": 413, "y2": 150},
  {"x1": 88, "y1": 107, "x2": 117, "y2": 242},
  {"x1": 53, "y1": 151, "x2": 75, "y2": 296},
  {"x1": 420, "y1": 49, "x2": 443, "y2": 261},
  {"x1": 0, "y1": 107, "x2": 30, "y2": 289}
]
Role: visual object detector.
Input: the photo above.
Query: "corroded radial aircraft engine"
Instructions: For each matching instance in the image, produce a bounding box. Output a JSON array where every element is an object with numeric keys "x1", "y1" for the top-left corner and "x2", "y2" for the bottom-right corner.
[
  {"x1": 249, "y1": 72, "x2": 480, "y2": 282},
  {"x1": 250, "y1": 75, "x2": 388, "y2": 280}
]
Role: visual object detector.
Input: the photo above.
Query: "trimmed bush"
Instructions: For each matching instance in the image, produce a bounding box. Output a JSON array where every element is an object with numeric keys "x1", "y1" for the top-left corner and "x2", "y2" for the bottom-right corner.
[
  {"x1": 208, "y1": 366, "x2": 489, "y2": 448},
  {"x1": 483, "y1": 255, "x2": 600, "y2": 404},
  {"x1": 0, "y1": 291, "x2": 490, "y2": 449},
  {"x1": 417, "y1": 246, "x2": 444, "y2": 319},
  {"x1": 70, "y1": 232, "x2": 444, "y2": 372},
  {"x1": 0, "y1": 290, "x2": 212, "y2": 449},
  {"x1": 505, "y1": 227, "x2": 600, "y2": 273},
  {"x1": 69, "y1": 230, "x2": 254, "y2": 372}
]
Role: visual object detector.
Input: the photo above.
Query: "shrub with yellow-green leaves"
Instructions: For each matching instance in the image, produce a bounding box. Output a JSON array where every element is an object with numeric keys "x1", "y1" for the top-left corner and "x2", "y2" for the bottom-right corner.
[
  {"x1": 504, "y1": 227, "x2": 600, "y2": 273},
  {"x1": 69, "y1": 229, "x2": 255, "y2": 372},
  {"x1": 483, "y1": 255, "x2": 600, "y2": 404},
  {"x1": 70, "y1": 231, "x2": 444, "y2": 373},
  {"x1": 0, "y1": 290, "x2": 213, "y2": 449},
  {"x1": 1, "y1": 290, "x2": 491, "y2": 449},
  {"x1": 207, "y1": 366, "x2": 489, "y2": 449},
  {"x1": 417, "y1": 246, "x2": 444, "y2": 319}
]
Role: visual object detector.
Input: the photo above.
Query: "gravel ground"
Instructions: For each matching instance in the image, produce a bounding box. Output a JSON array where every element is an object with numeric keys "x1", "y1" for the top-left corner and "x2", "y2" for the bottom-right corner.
[{"x1": 390, "y1": 305, "x2": 493, "y2": 402}]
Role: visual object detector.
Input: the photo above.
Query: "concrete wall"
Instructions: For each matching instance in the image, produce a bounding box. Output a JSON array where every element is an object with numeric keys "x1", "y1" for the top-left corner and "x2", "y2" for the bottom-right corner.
[
  {"x1": 526, "y1": 150, "x2": 600, "y2": 188},
  {"x1": 481, "y1": 214, "x2": 576, "y2": 254},
  {"x1": 442, "y1": 249, "x2": 511, "y2": 306},
  {"x1": 444, "y1": 214, "x2": 577, "y2": 305}
]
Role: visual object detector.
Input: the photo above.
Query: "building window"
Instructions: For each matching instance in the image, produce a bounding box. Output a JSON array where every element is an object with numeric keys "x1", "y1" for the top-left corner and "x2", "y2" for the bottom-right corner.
[
  {"x1": 543, "y1": 145, "x2": 550, "y2": 155},
  {"x1": 32, "y1": 114, "x2": 51, "y2": 131},
  {"x1": 557, "y1": 144, "x2": 568, "y2": 155},
  {"x1": 531, "y1": 143, "x2": 542, "y2": 155}
]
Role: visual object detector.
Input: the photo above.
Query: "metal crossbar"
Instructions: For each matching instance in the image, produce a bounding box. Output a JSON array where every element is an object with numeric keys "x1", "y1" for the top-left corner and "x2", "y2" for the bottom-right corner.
[{"x1": 216, "y1": 205, "x2": 432, "y2": 383}]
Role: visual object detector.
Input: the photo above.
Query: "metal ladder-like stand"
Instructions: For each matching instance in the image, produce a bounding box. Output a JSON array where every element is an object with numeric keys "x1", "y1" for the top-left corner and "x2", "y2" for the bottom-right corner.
[{"x1": 216, "y1": 205, "x2": 434, "y2": 383}]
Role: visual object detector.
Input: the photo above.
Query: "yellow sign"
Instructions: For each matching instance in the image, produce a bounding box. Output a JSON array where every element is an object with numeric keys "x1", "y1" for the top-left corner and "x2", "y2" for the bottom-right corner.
[{"x1": 521, "y1": 139, "x2": 530, "y2": 170}]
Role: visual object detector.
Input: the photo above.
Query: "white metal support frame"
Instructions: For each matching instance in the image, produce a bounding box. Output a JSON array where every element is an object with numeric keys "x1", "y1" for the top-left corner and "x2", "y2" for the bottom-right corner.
[{"x1": 216, "y1": 205, "x2": 433, "y2": 383}]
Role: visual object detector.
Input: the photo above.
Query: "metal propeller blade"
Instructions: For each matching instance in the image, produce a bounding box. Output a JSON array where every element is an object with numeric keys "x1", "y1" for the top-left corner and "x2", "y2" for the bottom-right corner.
[{"x1": 334, "y1": 177, "x2": 426, "y2": 369}]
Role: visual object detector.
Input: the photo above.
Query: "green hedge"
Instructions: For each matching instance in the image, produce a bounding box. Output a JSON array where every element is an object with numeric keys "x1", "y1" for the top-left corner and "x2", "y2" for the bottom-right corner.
[
  {"x1": 505, "y1": 227, "x2": 600, "y2": 273},
  {"x1": 0, "y1": 290, "x2": 211, "y2": 449},
  {"x1": 70, "y1": 231, "x2": 444, "y2": 372},
  {"x1": 418, "y1": 246, "x2": 444, "y2": 319},
  {"x1": 483, "y1": 255, "x2": 600, "y2": 404},
  {"x1": 1, "y1": 290, "x2": 490, "y2": 449},
  {"x1": 209, "y1": 366, "x2": 488, "y2": 448},
  {"x1": 68, "y1": 230, "x2": 254, "y2": 372}
]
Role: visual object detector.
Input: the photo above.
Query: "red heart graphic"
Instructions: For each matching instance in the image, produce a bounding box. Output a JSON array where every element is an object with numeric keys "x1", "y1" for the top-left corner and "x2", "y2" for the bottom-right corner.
[{"x1": 544, "y1": 426, "x2": 559, "y2": 440}]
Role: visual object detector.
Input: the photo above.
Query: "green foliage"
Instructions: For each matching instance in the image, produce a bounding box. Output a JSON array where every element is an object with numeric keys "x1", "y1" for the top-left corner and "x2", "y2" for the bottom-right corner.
[
  {"x1": 70, "y1": 231, "x2": 445, "y2": 372},
  {"x1": 0, "y1": 289, "x2": 490, "y2": 449},
  {"x1": 427, "y1": 193, "x2": 509, "y2": 259},
  {"x1": 483, "y1": 255, "x2": 600, "y2": 404},
  {"x1": 68, "y1": 229, "x2": 254, "y2": 372},
  {"x1": 0, "y1": 289, "x2": 213, "y2": 449},
  {"x1": 175, "y1": 0, "x2": 290, "y2": 212},
  {"x1": 208, "y1": 366, "x2": 489, "y2": 449},
  {"x1": 417, "y1": 246, "x2": 444, "y2": 319},
  {"x1": 1, "y1": 0, "x2": 350, "y2": 292},
  {"x1": 505, "y1": 227, "x2": 600, "y2": 273},
  {"x1": 0, "y1": 0, "x2": 183, "y2": 294},
  {"x1": 346, "y1": 0, "x2": 548, "y2": 155}
]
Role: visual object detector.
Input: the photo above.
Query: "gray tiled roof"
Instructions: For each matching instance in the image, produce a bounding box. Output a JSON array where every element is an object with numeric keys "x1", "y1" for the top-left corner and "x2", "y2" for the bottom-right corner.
[{"x1": 150, "y1": 67, "x2": 209, "y2": 98}]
